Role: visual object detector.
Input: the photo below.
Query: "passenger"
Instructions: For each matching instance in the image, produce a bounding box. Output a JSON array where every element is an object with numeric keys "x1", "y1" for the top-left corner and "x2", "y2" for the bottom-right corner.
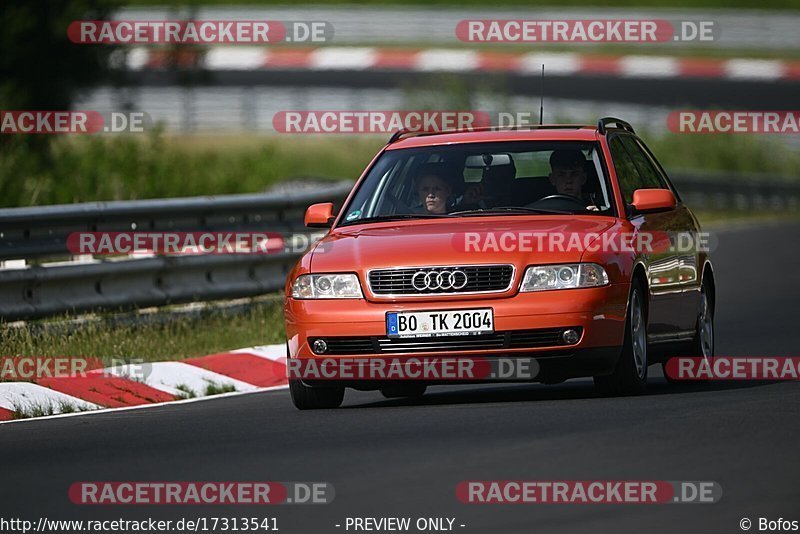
[{"x1": 416, "y1": 172, "x2": 455, "y2": 215}]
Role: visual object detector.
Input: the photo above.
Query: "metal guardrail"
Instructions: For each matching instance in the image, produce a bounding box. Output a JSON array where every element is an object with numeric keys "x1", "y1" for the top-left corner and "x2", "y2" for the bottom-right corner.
[
  {"x1": 0, "y1": 183, "x2": 352, "y2": 260},
  {"x1": 0, "y1": 174, "x2": 797, "y2": 322},
  {"x1": 671, "y1": 172, "x2": 800, "y2": 213},
  {"x1": 0, "y1": 182, "x2": 352, "y2": 321}
]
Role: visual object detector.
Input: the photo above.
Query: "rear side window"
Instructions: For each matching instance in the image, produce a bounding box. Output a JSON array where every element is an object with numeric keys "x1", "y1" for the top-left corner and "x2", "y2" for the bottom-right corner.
[
  {"x1": 620, "y1": 136, "x2": 668, "y2": 189},
  {"x1": 608, "y1": 136, "x2": 645, "y2": 204},
  {"x1": 633, "y1": 137, "x2": 681, "y2": 201}
]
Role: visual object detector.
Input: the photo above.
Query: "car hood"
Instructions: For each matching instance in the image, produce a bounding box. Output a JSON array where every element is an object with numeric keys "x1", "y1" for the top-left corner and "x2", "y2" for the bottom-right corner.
[{"x1": 310, "y1": 216, "x2": 616, "y2": 274}]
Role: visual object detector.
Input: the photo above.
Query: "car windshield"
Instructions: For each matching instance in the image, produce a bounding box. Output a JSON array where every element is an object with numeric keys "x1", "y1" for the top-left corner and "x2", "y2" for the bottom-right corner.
[{"x1": 339, "y1": 141, "x2": 614, "y2": 226}]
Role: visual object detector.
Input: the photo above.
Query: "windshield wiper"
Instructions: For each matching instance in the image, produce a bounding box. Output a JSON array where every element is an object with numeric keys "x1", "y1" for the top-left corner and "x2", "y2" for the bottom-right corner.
[
  {"x1": 340, "y1": 213, "x2": 450, "y2": 226},
  {"x1": 448, "y1": 206, "x2": 574, "y2": 216}
]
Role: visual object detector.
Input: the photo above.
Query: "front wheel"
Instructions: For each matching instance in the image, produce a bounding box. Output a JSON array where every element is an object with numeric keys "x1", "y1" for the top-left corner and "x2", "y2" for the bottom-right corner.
[
  {"x1": 289, "y1": 379, "x2": 344, "y2": 410},
  {"x1": 594, "y1": 280, "x2": 648, "y2": 396}
]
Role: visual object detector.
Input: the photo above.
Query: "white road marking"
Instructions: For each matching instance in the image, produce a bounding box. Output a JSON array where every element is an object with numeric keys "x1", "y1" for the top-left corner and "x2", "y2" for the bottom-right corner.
[
  {"x1": 0, "y1": 385, "x2": 289, "y2": 426},
  {"x1": 204, "y1": 46, "x2": 267, "y2": 69},
  {"x1": 0, "y1": 382, "x2": 100, "y2": 413},
  {"x1": 310, "y1": 47, "x2": 376, "y2": 70},
  {"x1": 102, "y1": 361, "x2": 260, "y2": 396},
  {"x1": 415, "y1": 49, "x2": 479, "y2": 72},
  {"x1": 621, "y1": 56, "x2": 679, "y2": 78}
]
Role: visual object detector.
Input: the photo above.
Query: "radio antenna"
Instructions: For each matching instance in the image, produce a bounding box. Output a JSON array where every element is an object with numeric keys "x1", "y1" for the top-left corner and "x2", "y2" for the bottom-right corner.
[{"x1": 539, "y1": 64, "x2": 545, "y2": 125}]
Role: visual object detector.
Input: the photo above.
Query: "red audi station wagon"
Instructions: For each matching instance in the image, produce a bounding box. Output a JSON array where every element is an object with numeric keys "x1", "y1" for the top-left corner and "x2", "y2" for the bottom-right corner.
[{"x1": 284, "y1": 118, "x2": 715, "y2": 409}]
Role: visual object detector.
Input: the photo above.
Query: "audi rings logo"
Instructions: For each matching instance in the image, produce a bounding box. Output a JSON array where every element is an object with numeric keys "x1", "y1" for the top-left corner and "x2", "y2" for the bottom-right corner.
[{"x1": 412, "y1": 270, "x2": 469, "y2": 291}]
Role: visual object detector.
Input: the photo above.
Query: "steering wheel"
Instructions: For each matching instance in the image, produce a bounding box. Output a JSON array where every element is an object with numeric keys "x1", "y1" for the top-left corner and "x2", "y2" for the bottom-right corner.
[{"x1": 528, "y1": 194, "x2": 588, "y2": 212}]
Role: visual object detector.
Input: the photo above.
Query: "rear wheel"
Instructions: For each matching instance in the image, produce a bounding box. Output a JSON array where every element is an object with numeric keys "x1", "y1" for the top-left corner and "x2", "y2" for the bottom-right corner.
[
  {"x1": 663, "y1": 280, "x2": 714, "y2": 383},
  {"x1": 380, "y1": 385, "x2": 427, "y2": 399},
  {"x1": 692, "y1": 281, "x2": 715, "y2": 360},
  {"x1": 289, "y1": 379, "x2": 345, "y2": 410},
  {"x1": 594, "y1": 280, "x2": 648, "y2": 396}
]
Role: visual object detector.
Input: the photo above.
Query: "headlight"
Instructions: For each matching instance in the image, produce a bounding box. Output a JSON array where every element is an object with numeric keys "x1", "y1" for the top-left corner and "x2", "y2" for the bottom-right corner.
[
  {"x1": 291, "y1": 273, "x2": 363, "y2": 299},
  {"x1": 520, "y1": 263, "x2": 608, "y2": 292}
]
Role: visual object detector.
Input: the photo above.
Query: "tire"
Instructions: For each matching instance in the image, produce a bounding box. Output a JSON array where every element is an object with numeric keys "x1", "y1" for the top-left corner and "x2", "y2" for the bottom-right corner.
[
  {"x1": 289, "y1": 378, "x2": 345, "y2": 410},
  {"x1": 594, "y1": 279, "x2": 648, "y2": 396},
  {"x1": 662, "y1": 279, "x2": 714, "y2": 383},
  {"x1": 380, "y1": 385, "x2": 427, "y2": 399}
]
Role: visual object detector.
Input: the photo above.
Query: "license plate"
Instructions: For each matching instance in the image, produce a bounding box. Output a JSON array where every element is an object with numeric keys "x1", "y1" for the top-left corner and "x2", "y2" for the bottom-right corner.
[{"x1": 386, "y1": 308, "x2": 494, "y2": 338}]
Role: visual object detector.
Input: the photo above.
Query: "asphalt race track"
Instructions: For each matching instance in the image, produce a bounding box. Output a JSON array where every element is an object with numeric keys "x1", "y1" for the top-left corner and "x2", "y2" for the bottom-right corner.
[{"x1": 1, "y1": 221, "x2": 798, "y2": 534}]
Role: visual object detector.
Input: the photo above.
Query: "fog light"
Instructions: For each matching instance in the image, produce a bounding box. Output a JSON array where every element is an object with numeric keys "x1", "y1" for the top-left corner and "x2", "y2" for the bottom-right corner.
[
  {"x1": 562, "y1": 329, "x2": 580, "y2": 345},
  {"x1": 312, "y1": 339, "x2": 328, "y2": 354}
]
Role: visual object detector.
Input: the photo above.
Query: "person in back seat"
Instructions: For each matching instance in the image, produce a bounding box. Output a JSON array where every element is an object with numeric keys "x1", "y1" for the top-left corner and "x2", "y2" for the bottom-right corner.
[{"x1": 479, "y1": 160, "x2": 517, "y2": 208}]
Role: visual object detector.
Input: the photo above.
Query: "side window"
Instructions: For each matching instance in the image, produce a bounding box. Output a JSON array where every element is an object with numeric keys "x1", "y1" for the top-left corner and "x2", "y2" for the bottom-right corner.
[
  {"x1": 620, "y1": 136, "x2": 668, "y2": 189},
  {"x1": 635, "y1": 138, "x2": 680, "y2": 200},
  {"x1": 370, "y1": 156, "x2": 416, "y2": 216},
  {"x1": 608, "y1": 136, "x2": 645, "y2": 204}
]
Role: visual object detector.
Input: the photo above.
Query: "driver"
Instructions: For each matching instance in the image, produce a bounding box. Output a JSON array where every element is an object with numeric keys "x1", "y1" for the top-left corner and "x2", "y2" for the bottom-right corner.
[{"x1": 548, "y1": 149, "x2": 599, "y2": 211}]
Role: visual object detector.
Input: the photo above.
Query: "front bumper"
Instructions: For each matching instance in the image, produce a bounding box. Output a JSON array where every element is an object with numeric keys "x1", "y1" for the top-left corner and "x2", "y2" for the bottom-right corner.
[{"x1": 284, "y1": 284, "x2": 629, "y2": 383}]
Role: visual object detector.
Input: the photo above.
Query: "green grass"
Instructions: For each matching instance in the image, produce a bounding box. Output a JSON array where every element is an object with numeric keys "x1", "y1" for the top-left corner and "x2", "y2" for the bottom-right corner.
[
  {"x1": 11, "y1": 399, "x2": 95, "y2": 420},
  {"x1": 0, "y1": 298, "x2": 286, "y2": 364},
  {"x1": 645, "y1": 134, "x2": 800, "y2": 179},
  {"x1": 175, "y1": 384, "x2": 197, "y2": 399},
  {"x1": 204, "y1": 381, "x2": 237, "y2": 396},
  {"x1": 1, "y1": 130, "x2": 797, "y2": 209},
  {"x1": 0, "y1": 131, "x2": 383, "y2": 208}
]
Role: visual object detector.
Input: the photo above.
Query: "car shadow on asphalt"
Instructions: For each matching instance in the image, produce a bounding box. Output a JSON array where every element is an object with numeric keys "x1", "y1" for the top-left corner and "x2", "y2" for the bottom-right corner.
[{"x1": 343, "y1": 376, "x2": 784, "y2": 409}]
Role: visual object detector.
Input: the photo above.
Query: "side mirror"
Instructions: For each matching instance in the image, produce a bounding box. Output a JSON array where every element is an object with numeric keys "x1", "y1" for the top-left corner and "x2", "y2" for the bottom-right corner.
[
  {"x1": 631, "y1": 189, "x2": 676, "y2": 214},
  {"x1": 305, "y1": 202, "x2": 335, "y2": 228}
]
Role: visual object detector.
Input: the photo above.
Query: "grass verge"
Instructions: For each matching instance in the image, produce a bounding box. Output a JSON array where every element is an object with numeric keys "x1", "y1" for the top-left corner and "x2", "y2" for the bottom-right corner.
[
  {"x1": 11, "y1": 399, "x2": 96, "y2": 420},
  {"x1": 0, "y1": 298, "x2": 286, "y2": 364},
  {"x1": 1, "y1": 131, "x2": 798, "y2": 208},
  {"x1": 0, "y1": 132, "x2": 384, "y2": 208}
]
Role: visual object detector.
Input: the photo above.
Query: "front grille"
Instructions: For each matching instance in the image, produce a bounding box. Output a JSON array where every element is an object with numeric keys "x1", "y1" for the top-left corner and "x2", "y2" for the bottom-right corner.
[
  {"x1": 320, "y1": 337, "x2": 375, "y2": 355},
  {"x1": 312, "y1": 327, "x2": 580, "y2": 355},
  {"x1": 368, "y1": 265, "x2": 514, "y2": 296}
]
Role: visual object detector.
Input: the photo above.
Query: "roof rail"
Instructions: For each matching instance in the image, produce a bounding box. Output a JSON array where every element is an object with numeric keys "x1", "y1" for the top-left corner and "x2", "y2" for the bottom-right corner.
[
  {"x1": 597, "y1": 117, "x2": 635, "y2": 135},
  {"x1": 387, "y1": 129, "x2": 410, "y2": 144},
  {"x1": 386, "y1": 124, "x2": 590, "y2": 144}
]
